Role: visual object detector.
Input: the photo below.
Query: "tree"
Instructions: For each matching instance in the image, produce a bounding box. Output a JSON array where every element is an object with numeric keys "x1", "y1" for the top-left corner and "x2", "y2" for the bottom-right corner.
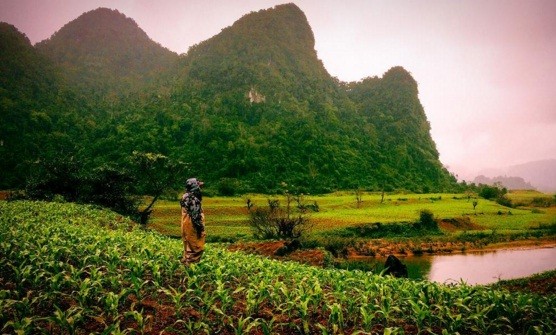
[
  {"x1": 415, "y1": 209, "x2": 438, "y2": 231},
  {"x1": 355, "y1": 188, "x2": 363, "y2": 208},
  {"x1": 82, "y1": 165, "x2": 138, "y2": 216},
  {"x1": 23, "y1": 154, "x2": 82, "y2": 202},
  {"x1": 478, "y1": 183, "x2": 506, "y2": 200},
  {"x1": 22, "y1": 154, "x2": 138, "y2": 216},
  {"x1": 21, "y1": 150, "x2": 188, "y2": 224},
  {"x1": 131, "y1": 151, "x2": 188, "y2": 225}
]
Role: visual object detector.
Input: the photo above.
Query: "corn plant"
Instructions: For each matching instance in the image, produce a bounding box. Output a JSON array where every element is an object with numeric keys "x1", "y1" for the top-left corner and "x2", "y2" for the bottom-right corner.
[
  {"x1": 2, "y1": 315, "x2": 39, "y2": 335},
  {"x1": 1, "y1": 201, "x2": 555, "y2": 334},
  {"x1": 124, "y1": 309, "x2": 152, "y2": 335},
  {"x1": 48, "y1": 305, "x2": 84, "y2": 335}
]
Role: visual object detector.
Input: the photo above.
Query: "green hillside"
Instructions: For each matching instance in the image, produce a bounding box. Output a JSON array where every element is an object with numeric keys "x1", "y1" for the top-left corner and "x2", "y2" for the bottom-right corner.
[
  {"x1": 1, "y1": 4, "x2": 457, "y2": 194},
  {"x1": 0, "y1": 23, "x2": 62, "y2": 187},
  {"x1": 1, "y1": 201, "x2": 554, "y2": 334},
  {"x1": 36, "y1": 8, "x2": 179, "y2": 99}
]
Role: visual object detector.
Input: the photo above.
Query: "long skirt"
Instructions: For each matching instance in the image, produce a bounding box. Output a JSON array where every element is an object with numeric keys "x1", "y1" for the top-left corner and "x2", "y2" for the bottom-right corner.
[{"x1": 181, "y1": 212, "x2": 205, "y2": 265}]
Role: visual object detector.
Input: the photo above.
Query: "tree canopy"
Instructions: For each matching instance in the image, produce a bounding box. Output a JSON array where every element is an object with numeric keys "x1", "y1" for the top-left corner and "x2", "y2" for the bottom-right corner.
[{"x1": 1, "y1": 4, "x2": 458, "y2": 195}]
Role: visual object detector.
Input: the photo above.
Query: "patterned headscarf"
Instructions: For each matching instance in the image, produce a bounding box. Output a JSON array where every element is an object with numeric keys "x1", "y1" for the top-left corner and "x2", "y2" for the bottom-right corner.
[{"x1": 180, "y1": 178, "x2": 204, "y2": 237}]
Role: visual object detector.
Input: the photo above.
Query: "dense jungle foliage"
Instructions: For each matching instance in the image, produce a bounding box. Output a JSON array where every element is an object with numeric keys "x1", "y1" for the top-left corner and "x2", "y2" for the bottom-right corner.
[{"x1": 1, "y1": 4, "x2": 458, "y2": 195}]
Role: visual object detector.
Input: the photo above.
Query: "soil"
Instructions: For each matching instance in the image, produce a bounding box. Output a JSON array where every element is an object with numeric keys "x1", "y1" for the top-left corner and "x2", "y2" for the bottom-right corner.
[
  {"x1": 228, "y1": 241, "x2": 327, "y2": 267},
  {"x1": 438, "y1": 216, "x2": 484, "y2": 232},
  {"x1": 229, "y1": 238, "x2": 556, "y2": 263},
  {"x1": 353, "y1": 238, "x2": 556, "y2": 258}
]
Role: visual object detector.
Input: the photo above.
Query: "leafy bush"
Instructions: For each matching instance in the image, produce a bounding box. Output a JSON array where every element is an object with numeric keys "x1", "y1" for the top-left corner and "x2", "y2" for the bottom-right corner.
[
  {"x1": 415, "y1": 209, "x2": 438, "y2": 230},
  {"x1": 321, "y1": 237, "x2": 354, "y2": 257},
  {"x1": 495, "y1": 195, "x2": 514, "y2": 208},
  {"x1": 478, "y1": 184, "x2": 507, "y2": 200},
  {"x1": 531, "y1": 196, "x2": 553, "y2": 208},
  {"x1": 249, "y1": 199, "x2": 312, "y2": 239},
  {"x1": 23, "y1": 155, "x2": 82, "y2": 202},
  {"x1": 217, "y1": 178, "x2": 241, "y2": 196}
]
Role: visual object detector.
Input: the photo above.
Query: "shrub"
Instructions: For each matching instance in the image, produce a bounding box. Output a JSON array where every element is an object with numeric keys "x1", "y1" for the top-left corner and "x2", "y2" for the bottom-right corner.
[
  {"x1": 249, "y1": 207, "x2": 278, "y2": 239},
  {"x1": 248, "y1": 199, "x2": 312, "y2": 239},
  {"x1": 415, "y1": 209, "x2": 439, "y2": 231},
  {"x1": 495, "y1": 195, "x2": 513, "y2": 208},
  {"x1": 338, "y1": 214, "x2": 441, "y2": 239},
  {"x1": 531, "y1": 197, "x2": 553, "y2": 208},
  {"x1": 24, "y1": 155, "x2": 82, "y2": 202},
  {"x1": 316, "y1": 237, "x2": 353, "y2": 257},
  {"x1": 478, "y1": 184, "x2": 507, "y2": 200},
  {"x1": 217, "y1": 178, "x2": 241, "y2": 196}
]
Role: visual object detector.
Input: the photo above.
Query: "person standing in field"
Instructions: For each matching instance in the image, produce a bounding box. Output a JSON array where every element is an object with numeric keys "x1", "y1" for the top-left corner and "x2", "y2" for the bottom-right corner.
[{"x1": 180, "y1": 178, "x2": 206, "y2": 265}]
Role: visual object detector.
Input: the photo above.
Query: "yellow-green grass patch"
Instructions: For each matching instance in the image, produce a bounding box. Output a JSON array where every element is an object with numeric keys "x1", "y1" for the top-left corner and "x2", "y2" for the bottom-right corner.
[{"x1": 147, "y1": 192, "x2": 556, "y2": 240}]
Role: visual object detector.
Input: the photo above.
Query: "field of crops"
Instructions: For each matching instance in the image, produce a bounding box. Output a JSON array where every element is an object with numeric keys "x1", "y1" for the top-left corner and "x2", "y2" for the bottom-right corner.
[
  {"x1": 149, "y1": 191, "x2": 556, "y2": 240},
  {"x1": 2, "y1": 200, "x2": 555, "y2": 334}
]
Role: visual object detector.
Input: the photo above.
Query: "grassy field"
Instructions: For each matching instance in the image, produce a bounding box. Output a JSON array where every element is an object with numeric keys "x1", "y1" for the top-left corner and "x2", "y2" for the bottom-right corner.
[
  {"x1": 149, "y1": 191, "x2": 556, "y2": 242},
  {"x1": 2, "y1": 200, "x2": 555, "y2": 334}
]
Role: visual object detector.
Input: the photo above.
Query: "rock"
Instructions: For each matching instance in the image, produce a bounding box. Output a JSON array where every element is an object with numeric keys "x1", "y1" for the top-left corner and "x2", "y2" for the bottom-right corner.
[
  {"x1": 384, "y1": 255, "x2": 408, "y2": 278},
  {"x1": 274, "y1": 239, "x2": 301, "y2": 256}
]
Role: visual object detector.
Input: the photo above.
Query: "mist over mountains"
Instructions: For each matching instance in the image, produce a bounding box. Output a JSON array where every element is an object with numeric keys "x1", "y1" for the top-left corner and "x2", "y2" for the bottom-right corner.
[
  {"x1": 1, "y1": 4, "x2": 458, "y2": 193},
  {"x1": 476, "y1": 160, "x2": 556, "y2": 193}
]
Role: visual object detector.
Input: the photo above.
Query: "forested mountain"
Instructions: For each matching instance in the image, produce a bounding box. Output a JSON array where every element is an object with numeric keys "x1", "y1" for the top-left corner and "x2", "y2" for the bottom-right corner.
[
  {"x1": 35, "y1": 8, "x2": 179, "y2": 100},
  {"x1": 1, "y1": 3, "x2": 458, "y2": 194},
  {"x1": 0, "y1": 23, "x2": 60, "y2": 186},
  {"x1": 346, "y1": 67, "x2": 449, "y2": 192}
]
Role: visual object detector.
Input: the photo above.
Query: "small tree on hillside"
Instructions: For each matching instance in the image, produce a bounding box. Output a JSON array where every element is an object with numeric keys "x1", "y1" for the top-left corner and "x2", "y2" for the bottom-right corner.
[
  {"x1": 465, "y1": 189, "x2": 476, "y2": 202},
  {"x1": 355, "y1": 188, "x2": 363, "y2": 208},
  {"x1": 131, "y1": 151, "x2": 188, "y2": 225},
  {"x1": 378, "y1": 165, "x2": 395, "y2": 203}
]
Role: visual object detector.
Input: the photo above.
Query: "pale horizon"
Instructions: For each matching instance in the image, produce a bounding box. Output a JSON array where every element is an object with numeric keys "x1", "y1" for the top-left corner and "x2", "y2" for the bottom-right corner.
[{"x1": 1, "y1": 0, "x2": 555, "y2": 182}]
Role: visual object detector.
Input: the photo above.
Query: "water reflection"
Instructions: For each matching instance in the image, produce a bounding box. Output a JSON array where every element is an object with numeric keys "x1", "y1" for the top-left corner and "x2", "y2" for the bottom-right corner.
[
  {"x1": 349, "y1": 247, "x2": 556, "y2": 285},
  {"x1": 424, "y1": 247, "x2": 556, "y2": 285}
]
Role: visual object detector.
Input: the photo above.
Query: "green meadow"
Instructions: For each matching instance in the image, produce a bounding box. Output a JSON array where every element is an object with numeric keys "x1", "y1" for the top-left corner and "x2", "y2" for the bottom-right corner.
[{"x1": 148, "y1": 190, "x2": 556, "y2": 242}]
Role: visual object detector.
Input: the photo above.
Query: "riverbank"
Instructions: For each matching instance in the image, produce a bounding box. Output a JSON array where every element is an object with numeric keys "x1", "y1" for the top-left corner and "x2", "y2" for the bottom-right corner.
[
  {"x1": 229, "y1": 239, "x2": 556, "y2": 288},
  {"x1": 492, "y1": 269, "x2": 556, "y2": 296},
  {"x1": 349, "y1": 237, "x2": 556, "y2": 258},
  {"x1": 229, "y1": 237, "x2": 556, "y2": 265}
]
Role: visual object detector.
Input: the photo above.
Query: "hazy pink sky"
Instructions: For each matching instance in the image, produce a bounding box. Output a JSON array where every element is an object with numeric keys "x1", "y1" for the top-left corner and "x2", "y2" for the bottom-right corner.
[{"x1": 1, "y1": 0, "x2": 555, "y2": 180}]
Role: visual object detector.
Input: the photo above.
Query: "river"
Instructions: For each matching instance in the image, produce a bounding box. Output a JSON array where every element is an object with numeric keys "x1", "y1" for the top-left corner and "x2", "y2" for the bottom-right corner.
[{"x1": 350, "y1": 246, "x2": 556, "y2": 285}]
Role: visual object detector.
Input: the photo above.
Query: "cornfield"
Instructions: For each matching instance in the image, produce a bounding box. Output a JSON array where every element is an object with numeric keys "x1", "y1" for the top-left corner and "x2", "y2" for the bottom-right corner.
[{"x1": 1, "y1": 201, "x2": 555, "y2": 334}]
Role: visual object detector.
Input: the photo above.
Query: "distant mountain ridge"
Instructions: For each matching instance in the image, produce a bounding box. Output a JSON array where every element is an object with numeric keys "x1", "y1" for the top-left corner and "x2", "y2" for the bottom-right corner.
[
  {"x1": 473, "y1": 175, "x2": 535, "y2": 191},
  {"x1": 477, "y1": 159, "x2": 556, "y2": 193},
  {"x1": 0, "y1": 4, "x2": 458, "y2": 193}
]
